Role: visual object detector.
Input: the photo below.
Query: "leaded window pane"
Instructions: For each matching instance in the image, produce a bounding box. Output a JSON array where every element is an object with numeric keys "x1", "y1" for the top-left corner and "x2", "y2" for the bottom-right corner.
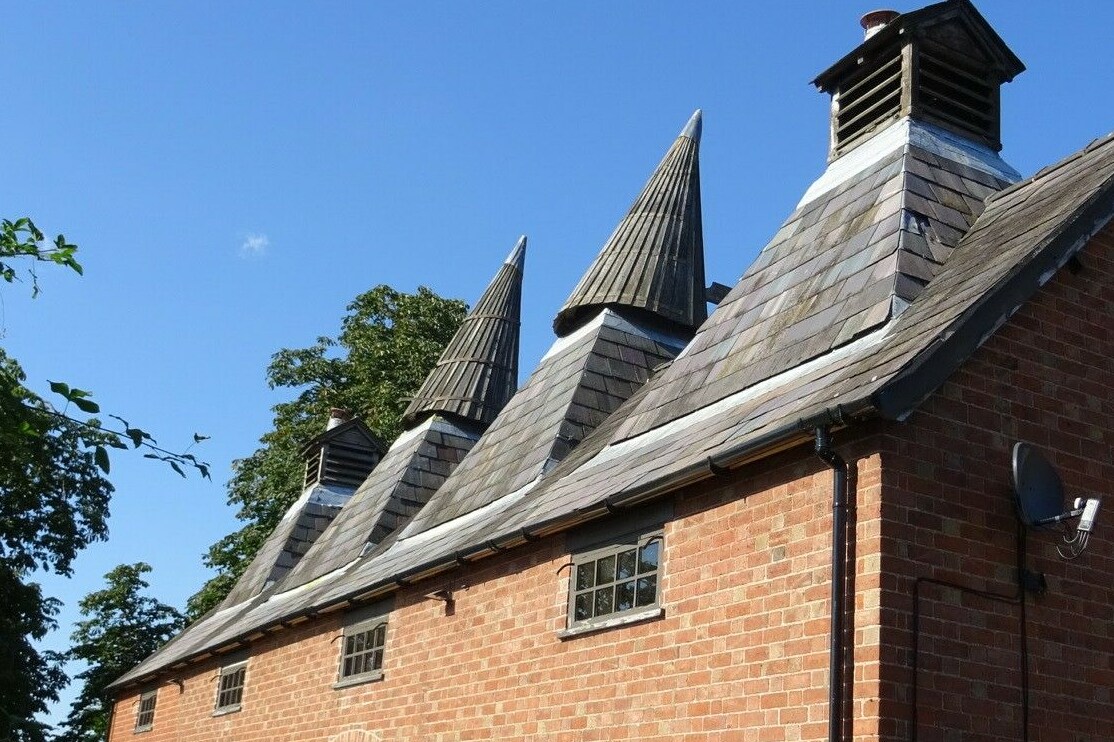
[
  {"x1": 569, "y1": 532, "x2": 662, "y2": 628},
  {"x1": 595, "y1": 554, "x2": 616, "y2": 585},
  {"x1": 594, "y1": 586, "x2": 614, "y2": 615},
  {"x1": 616, "y1": 549, "x2": 637, "y2": 580},
  {"x1": 339, "y1": 619, "x2": 388, "y2": 681},
  {"x1": 616, "y1": 580, "x2": 635, "y2": 611},
  {"x1": 636, "y1": 575, "x2": 657, "y2": 607},
  {"x1": 575, "y1": 563, "x2": 594, "y2": 590},
  {"x1": 574, "y1": 592, "x2": 592, "y2": 620}
]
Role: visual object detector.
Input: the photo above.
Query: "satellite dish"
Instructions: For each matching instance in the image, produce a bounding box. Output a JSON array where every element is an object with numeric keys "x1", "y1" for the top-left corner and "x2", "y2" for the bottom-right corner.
[
  {"x1": 1011, "y1": 441, "x2": 1102, "y2": 560},
  {"x1": 1011, "y1": 442, "x2": 1065, "y2": 527}
]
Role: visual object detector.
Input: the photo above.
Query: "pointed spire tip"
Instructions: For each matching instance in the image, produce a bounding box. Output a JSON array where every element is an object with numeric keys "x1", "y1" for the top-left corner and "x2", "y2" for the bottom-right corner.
[
  {"x1": 680, "y1": 109, "x2": 702, "y2": 143},
  {"x1": 505, "y1": 235, "x2": 527, "y2": 270}
]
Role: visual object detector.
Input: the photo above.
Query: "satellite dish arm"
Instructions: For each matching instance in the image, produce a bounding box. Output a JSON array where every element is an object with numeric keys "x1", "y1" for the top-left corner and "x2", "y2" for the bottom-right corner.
[{"x1": 1031, "y1": 504, "x2": 1085, "y2": 527}]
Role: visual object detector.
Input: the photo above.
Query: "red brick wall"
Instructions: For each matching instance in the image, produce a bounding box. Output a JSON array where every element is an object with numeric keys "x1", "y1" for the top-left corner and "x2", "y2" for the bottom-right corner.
[
  {"x1": 877, "y1": 224, "x2": 1114, "y2": 741},
  {"x1": 107, "y1": 219, "x2": 1113, "y2": 742},
  {"x1": 109, "y1": 443, "x2": 887, "y2": 742}
]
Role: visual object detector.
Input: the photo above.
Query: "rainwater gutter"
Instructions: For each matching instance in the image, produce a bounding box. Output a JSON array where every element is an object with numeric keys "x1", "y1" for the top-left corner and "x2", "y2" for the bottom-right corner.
[
  {"x1": 814, "y1": 426, "x2": 849, "y2": 742},
  {"x1": 114, "y1": 401, "x2": 875, "y2": 691}
]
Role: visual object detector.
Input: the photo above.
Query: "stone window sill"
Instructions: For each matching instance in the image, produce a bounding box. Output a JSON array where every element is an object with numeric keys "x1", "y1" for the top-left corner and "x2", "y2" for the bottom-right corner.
[
  {"x1": 557, "y1": 606, "x2": 664, "y2": 640},
  {"x1": 211, "y1": 705, "x2": 241, "y2": 718},
  {"x1": 333, "y1": 670, "x2": 384, "y2": 690}
]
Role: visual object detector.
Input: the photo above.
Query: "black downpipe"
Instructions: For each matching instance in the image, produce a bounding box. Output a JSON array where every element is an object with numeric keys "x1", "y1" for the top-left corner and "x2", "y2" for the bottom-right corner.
[{"x1": 815, "y1": 427, "x2": 849, "y2": 742}]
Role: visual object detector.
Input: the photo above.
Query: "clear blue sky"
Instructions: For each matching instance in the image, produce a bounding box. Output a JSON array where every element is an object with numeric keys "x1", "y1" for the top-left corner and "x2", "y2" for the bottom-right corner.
[{"x1": 3, "y1": 1, "x2": 1111, "y2": 727}]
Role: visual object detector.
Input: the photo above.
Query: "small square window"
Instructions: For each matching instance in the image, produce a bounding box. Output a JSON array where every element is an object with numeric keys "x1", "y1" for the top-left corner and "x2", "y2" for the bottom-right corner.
[
  {"x1": 214, "y1": 661, "x2": 247, "y2": 714},
  {"x1": 336, "y1": 616, "x2": 388, "y2": 687},
  {"x1": 134, "y1": 690, "x2": 157, "y2": 732},
  {"x1": 568, "y1": 531, "x2": 663, "y2": 631}
]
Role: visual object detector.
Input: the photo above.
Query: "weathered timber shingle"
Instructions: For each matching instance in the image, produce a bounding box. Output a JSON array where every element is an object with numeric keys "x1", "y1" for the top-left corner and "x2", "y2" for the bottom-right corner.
[
  {"x1": 403, "y1": 236, "x2": 525, "y2": 427},
  {"x1": 553, "y1": 110, "x2": 706, "y2": 337}
]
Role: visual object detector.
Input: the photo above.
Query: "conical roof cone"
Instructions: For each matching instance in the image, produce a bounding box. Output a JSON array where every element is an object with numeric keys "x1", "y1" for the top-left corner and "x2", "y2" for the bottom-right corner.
[
  {"x1": 553, "y1": 110, "x2": 706, "y2": 337},
  {"x1": 402, "y1": 236, "x2": 525, "y2": 428}
]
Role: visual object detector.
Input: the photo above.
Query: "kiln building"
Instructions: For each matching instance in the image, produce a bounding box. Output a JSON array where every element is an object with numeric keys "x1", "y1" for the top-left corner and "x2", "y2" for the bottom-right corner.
[{"x1": 108, "y1": 2, "x2": 1113, "y2": 740}]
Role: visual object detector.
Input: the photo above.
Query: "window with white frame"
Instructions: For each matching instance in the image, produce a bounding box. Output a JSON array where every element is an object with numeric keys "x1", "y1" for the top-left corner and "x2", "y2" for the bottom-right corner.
[
  {"x1": 568, "y1": 529, "x2": 663, "y2": 629},
  {"x1": 134, "y1": 690, "x2": 157, "y2": 732},
  {"x1": 214, "y1": 661, "x2": 247, "y2": 714}
]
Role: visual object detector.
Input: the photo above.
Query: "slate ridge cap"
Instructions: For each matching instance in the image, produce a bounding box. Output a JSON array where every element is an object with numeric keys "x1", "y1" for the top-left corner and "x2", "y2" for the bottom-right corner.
[{"x1": 986, "y1": 131, "x2": 1114, "y2": 205}]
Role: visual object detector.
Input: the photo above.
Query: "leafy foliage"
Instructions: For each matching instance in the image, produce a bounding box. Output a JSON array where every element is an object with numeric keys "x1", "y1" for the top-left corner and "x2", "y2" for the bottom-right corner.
[
  {"x1": 187, "y1": 285, "x2": 467, "y2": 618},
  {"x1": 54, "y1": 564, "x2": 185, "y2": 742},
  {"x1": 0, "y1": 218, "x2": 81, "y2": 297},
  {"x1": 0, "y1": 352, "x2": 114, "y2": 742},
  {"x1": 0, "y1": 218, "x2": 206, "y2": 741}
]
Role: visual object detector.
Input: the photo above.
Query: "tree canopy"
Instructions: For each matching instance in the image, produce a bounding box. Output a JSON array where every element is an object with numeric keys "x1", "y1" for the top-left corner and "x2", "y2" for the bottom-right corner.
[
  {"x1": 187, "y1": 284, "x2": 467, "y2": 618},
  {"x1": 54, "y1": 563, "x2": 185, "y2": 742},
  {"x1": 0, "y1": 218, "x2": 203, "y2": 742}
]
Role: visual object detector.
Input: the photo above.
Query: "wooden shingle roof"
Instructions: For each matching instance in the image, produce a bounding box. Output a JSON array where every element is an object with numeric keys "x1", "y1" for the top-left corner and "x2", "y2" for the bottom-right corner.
[
  {"x1": 402, "y1": 235, "x2": 525, "y2": 428},
  {"x1": 553, "y1": 110, "x2": 706, "y2": 337}
]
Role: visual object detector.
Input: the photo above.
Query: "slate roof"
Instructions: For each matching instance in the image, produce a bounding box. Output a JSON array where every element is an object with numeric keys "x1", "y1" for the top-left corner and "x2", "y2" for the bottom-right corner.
[
  {"x1": 270, "y1": 243, "x2": 527, "y2": 590},
  {"x1": 219, "y1": 483, "x2": 356, "y2": 608},
  {"x1": 615, "y1": 119, "x2": 1017, "y2": 440},
  {"x1": 279, "y1": 416, "x2": 480, "y2": 590},
  {"x1": 109, "y1": 128, "x2": 1114, "y2": 692},
  {"x1": 553, "y1": 110, "x2": 707, "y2": 337},
  {"x1": 402, "y1": 236, "x2": 525, "y2": 428},
  {"x1": 219, "y1": 419, "x2": 384, "y2": 608},
  {"x1": 399, "y1": 309, "x2": 687, "y2": 536}
]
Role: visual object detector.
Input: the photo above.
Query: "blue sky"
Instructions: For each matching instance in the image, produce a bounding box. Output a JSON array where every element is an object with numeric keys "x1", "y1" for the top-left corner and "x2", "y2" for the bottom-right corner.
[{"x1": 4, "y1": 1, "x2": 1112, "y2": 726}]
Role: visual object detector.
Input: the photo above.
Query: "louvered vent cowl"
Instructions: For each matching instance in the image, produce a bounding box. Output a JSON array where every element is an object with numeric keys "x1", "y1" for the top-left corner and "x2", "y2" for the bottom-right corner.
[{"x1": 814, "y1": 0, "x2": 1024, "y2": 160}]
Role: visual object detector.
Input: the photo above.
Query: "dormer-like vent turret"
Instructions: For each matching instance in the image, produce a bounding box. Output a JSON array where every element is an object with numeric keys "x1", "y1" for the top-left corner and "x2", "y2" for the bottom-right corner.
[
  {"x1": 813, "y1": 0, "x2": 1024, "y2": 160},
  {"x1": 302, "y1": 413, "x2": 385, "y2": 490}
]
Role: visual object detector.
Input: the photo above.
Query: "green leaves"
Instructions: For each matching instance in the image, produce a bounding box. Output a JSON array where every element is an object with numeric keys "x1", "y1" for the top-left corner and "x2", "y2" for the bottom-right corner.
[
  {"x1": 1, "y1": 216, "x2": 208, "y2": 741},
  {"x1": 94, "y1": 446, "x2": 110, "y2": 474},
  {"x1": 187, "y1": 284, "x2": 466, "y2": 618},
  {"x1": 48, "y1": 380, "x2": 100, "y2": 413},
  {"x1": 1, "y1": 217, "x2": 84, "y2": 297},
  {"x1": 55, "y1": 563, "x2": 186, "y2": 742}
]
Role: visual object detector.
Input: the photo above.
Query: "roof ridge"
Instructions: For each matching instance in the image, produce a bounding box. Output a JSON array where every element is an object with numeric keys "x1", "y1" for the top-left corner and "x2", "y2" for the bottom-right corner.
[{"x1": 986, "y1": 131, "x2": 1114, "y2": 205}]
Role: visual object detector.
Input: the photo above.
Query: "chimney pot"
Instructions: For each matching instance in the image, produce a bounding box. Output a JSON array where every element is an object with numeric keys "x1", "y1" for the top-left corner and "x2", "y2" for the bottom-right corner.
[
  {"x1": 326, "y1": 408, "x2": 351, "y2": 431},
  {"x1": 860, "y1": 9, "x2": 900, "y2": 39}
]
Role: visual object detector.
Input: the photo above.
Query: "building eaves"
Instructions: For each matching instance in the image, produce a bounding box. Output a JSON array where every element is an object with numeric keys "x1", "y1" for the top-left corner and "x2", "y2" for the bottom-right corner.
[
  {"x1": 812, "y1": 0, "x2": 1024, "y2": 93},
  {"x1": 296, "y1": 417, "x2": 385, "y2": 460}
]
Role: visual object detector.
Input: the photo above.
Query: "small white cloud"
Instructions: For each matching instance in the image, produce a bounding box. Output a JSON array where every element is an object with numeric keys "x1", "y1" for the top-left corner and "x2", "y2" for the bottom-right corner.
[{"x1": 240, "y1": 233, "x2": 270, "y2": 257}]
